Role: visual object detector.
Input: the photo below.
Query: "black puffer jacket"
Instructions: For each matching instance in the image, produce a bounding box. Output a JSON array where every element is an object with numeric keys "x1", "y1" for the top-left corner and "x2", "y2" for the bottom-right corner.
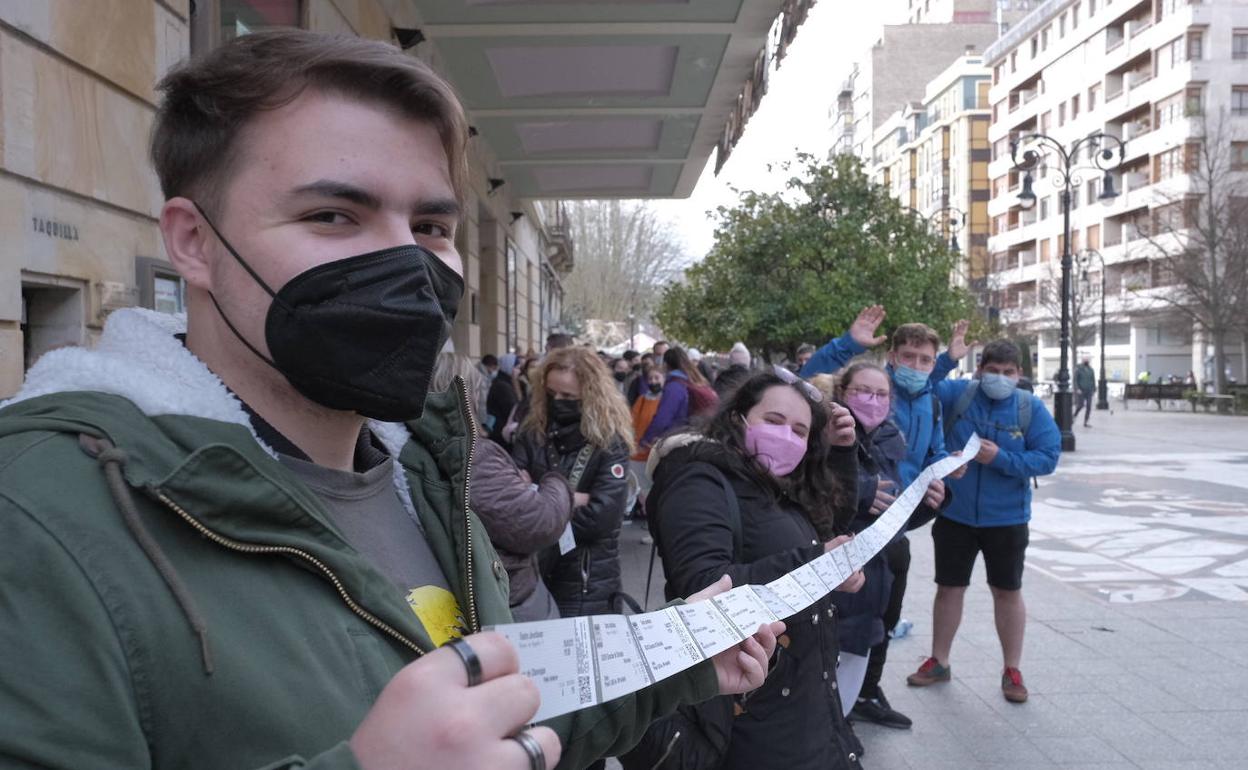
[
  {"x1": 512, "y1": 424, "x2": 630, "y2": 617},
  {"x1": 648, "y1": 440, "x2": 861, "y2": 770}
]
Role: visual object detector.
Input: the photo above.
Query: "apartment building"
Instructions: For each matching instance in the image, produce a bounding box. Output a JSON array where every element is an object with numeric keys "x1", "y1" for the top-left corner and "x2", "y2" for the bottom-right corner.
[
  {"x1": 0, "y1": 0, "x2": 802, "y2": 397},
  {"x1": 834, "y1": 23, "x2": 1002, "y2": 159},
  {"x1": 984, "y1": 0, "x2": 1248, "y2": 385},
  {"x1": 905, "y1": 0, "x2": 1040, "y2": 26},
  {"x1": 868, "y1": 56, "x2": 995, "y2": 285}
]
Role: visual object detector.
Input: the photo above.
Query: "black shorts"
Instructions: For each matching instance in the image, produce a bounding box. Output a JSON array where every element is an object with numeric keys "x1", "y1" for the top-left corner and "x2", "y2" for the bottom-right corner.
[{"x1": 932, "y1": 516, "x2": 1029, "y2": 590}]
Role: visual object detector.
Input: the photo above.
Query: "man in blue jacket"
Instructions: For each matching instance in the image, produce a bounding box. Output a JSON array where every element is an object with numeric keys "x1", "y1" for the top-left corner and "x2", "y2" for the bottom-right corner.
[
  {"x1": 906, "y1": 340, "x2": 1061, "y2": 704},
  {"x1": 801, "y1": 307, "x2": 972, "y2": 729}
]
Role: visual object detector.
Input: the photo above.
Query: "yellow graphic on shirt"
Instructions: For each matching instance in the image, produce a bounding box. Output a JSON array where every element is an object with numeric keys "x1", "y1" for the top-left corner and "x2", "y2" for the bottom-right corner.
[{"x1": 406, "y1": 586, "x2": 467, "y2": 645}]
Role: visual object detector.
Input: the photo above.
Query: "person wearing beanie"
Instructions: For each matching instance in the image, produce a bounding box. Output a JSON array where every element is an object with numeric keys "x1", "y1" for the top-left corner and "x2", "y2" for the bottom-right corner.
[{"x1": 716, "y1": 342, "x2": 753, "y2": 398}]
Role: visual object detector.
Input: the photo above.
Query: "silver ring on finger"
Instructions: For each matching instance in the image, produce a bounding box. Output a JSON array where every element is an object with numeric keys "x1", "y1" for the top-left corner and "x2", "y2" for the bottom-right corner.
[
  {"x1": 509, "y1": 729, "x2": 547, "y2": 770},
  {"x1": 445, "y1": 637, "x2": 483, "y2": 687}
]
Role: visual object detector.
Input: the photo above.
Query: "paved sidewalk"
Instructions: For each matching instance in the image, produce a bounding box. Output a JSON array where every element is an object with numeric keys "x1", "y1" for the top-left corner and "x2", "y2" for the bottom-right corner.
[{"x1": 613, "y1": 407, "x2": 1248, "y2": 768}]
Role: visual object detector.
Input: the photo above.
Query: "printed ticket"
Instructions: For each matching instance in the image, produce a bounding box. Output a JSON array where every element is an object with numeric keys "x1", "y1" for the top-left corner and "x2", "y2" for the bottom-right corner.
[
  {"x1": 486, "y1": 434, "x2": 981, "y2": 724},
  {"x1": 712, "y1": 585, "x2": 779, "y2": 636}
]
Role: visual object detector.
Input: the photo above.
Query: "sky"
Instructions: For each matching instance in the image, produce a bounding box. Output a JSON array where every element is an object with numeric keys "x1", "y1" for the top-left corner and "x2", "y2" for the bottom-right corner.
[{"x1": 653, "y1": 1, "x2": 893, "y2": 261}]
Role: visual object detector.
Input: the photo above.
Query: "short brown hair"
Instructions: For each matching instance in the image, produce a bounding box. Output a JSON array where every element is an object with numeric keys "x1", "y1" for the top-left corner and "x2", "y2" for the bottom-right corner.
[
  {"x1": 890, "y1": 323, "x2": 942, "y2": 355},
  {"x1": 151, "y1": 28, "x2": 469, "y2": 215}
]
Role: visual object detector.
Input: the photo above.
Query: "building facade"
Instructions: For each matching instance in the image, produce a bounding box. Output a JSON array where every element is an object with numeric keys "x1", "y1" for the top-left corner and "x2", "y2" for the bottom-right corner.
[
  {"x1": 0, "y1": 0, "x2": 802, "y2": 398},
  {"x1": 868, "y1": 55, "x2": 995, "y2": 286},
  {"x1": 983, "y1": 0, "x2": 1248, "y2": 385},
  {"x1": 834, "y1": 23, "x2": 1002, "y2": 160}
]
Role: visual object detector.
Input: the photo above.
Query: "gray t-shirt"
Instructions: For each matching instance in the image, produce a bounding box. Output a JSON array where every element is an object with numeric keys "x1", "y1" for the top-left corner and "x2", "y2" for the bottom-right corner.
[{"x1": 278, "y1": 435, "x2": 465, "y2": 643}]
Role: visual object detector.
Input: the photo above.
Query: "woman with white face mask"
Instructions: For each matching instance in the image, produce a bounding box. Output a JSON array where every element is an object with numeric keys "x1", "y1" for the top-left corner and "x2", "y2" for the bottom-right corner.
[{"x1": 631, "y1": 373, "x2": 866, "y2": 770}]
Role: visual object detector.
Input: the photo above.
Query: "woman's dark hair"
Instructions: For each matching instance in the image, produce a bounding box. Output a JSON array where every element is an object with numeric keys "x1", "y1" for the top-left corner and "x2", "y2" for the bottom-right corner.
[
  {"x1": 690, "y1": 372, "x2": 847, "y2": 540},
  {"x1": 663, "y1": 346, "x2": 709, "y2": 387}
]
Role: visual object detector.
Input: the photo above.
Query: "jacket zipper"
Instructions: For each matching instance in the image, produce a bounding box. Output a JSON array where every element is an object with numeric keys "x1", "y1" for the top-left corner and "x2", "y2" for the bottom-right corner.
[
  {"x1": 454, "y1": 375, "x2": 482, "y2": 634},
  {"x1": 153, "y1": 491, "x2": 426, "y2": 657}
]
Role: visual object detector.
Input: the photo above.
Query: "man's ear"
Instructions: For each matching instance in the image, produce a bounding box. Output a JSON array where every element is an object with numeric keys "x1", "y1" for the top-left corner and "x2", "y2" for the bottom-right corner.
[{"x1": 160, "y1": 197, "x2": 214, "y2": 292}]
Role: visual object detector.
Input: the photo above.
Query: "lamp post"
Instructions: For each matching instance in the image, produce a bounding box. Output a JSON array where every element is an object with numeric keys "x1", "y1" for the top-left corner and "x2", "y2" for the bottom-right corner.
[
  {"x1": 1011, "y1": 132, "x2": 1124, "y2": 452},
  {"x1": 926, "y1": 206, "x2": 967, "y2": 253},
  {"x1": 1078, "y1": 249, "x2": 1111, "y2": 410}
]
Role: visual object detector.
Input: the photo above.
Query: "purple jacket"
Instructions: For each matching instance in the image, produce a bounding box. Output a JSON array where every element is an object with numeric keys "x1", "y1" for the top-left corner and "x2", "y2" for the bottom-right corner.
[{"x1": 641, "y1": 370, "x2": 689, "y2": 447}]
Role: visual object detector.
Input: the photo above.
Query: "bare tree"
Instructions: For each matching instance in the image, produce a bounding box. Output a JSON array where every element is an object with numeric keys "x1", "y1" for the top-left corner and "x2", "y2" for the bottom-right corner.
[
  {"x1": 559, "y1": 201, "x2": 689, "y2": 329},
  {"x1": 1038, "y1": 260, "x2": 1097, "y2": 368},
  {"x1": 1136, "y1": 110, "x2": 1248, "y2": 394}
]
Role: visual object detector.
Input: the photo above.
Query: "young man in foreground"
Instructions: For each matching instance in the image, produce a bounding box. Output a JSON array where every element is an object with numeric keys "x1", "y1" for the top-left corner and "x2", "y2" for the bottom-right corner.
[{"x1": 0, "y1": 30, "x2": 778, "y2": 770}]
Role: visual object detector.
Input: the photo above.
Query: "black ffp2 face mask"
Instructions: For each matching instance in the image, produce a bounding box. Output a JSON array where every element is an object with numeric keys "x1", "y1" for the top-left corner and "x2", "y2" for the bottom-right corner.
[{"x1": 197, "y1": 205, "x2": 464, "y2": 422}]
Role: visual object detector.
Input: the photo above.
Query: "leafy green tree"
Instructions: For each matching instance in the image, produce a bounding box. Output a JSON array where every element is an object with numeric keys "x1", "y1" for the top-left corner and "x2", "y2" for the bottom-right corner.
[{"x1": 657, "y1": 154, "x2": 977, "y2": 358}]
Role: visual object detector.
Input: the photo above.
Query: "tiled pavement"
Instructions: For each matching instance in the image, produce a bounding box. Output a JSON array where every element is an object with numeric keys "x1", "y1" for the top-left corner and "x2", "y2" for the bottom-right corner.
[{"x1": 612, "y1": 406, "x2": 1248, "y2": 768}]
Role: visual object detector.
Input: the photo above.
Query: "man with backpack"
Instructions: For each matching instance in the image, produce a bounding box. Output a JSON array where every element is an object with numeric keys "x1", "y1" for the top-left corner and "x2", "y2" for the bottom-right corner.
[
  {"x1": 799, "y1": 307, "x2": 971, "y2": 729},
  {"x1": 906, "y1": 340, "x2": 1061, "y2": 704}
]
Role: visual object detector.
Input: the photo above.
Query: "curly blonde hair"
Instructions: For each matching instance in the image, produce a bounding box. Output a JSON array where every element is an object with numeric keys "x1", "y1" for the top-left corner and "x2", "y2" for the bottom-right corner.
[{"x1": 523, "y1": 347, "x2": 636, "y2": 452}]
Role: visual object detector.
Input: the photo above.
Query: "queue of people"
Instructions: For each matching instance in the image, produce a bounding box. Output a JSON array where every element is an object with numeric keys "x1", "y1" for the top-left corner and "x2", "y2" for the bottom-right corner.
[{"x1": 0, "y1": 26, "x2": 1064, "y2": 770}]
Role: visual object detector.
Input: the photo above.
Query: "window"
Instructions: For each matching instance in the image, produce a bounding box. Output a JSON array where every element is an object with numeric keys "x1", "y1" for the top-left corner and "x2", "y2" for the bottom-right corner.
[
  {"x1": 1087, "y1": 224, "x2": 1101, "y2": 250},
  {"x1": 1233, "y1": 142, "x2": 1248, "y2": 171},
  {"x1": 1011, "y1": 51, "x2": 1018, "y2": 73},
  {"x1": 193, "y1": 0, "x2": 303, "y2": 52},
  {"x1": 1234, "y1": 31, "x2": 1248, "y2": 60},
  {"x1": 1040, "y1": 197, "x2": 1050, "y2": 219},
  {"x1": 1059, "y1": 102, "x2": 1066, "y2": 125},
  {"x1": 136, "y1": 258, "x2": 186, "y2": 314},
  {"x1": 1233, "y1": 87, "x2": 1248, "y2": 117},
  {"x1": 1072, "y1": 94, "x2": 1080, "y2": 119},
  {"x1": 1041, "y1": 110, "x2": 1052, "y2": 132},
  {"x1": 1073, "y1": 2, "x2": 1080, "y2": 28},
  {"x1": 1040, "y1": 239, "x2": 1052, "y2": 262},
  {"x1": 1088, "y1": 83, "x2": 1100, "y2": 111},
  {"x1": 1031, "y1": 36, "x2": 1039, "y2": 58},
  {"x1": 1060, "y1": 13, "x2": 1067, "y2": 37},
  {"x1": 1089, "y1": 0, "x2": 1096, "y2": 16},
  {"x1": 1187, "y1": 31, "x2": 1203, "y2": 61},
  {"x1": 1042, "y1": 27, "x2": 1050, "y2": 50},
  {"x1": 1186, "y1": 85, "x2": 1203, "y2": 116}
]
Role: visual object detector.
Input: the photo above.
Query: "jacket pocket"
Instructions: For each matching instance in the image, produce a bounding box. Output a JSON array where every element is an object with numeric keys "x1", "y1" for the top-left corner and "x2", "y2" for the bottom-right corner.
[{"x1": 347, "y1": 625, "x2": 396, "y2": 703}]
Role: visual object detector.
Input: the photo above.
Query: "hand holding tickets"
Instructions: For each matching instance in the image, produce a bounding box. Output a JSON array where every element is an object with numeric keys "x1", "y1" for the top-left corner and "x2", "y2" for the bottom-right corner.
[{"x1": 489, "y1": 434, "x2": 982, "y2": 723}]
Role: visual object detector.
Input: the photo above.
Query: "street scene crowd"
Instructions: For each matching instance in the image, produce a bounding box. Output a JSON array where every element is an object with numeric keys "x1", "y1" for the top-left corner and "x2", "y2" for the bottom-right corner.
[{"x1": 0, "y1": 29, "x2": 1078, "y2": 770}]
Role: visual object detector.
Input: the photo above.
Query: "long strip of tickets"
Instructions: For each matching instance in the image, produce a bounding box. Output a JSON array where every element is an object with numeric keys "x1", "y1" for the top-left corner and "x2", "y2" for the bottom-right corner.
[{"x1": 489, "y1": 432, "x2": 983, "y2": 723}]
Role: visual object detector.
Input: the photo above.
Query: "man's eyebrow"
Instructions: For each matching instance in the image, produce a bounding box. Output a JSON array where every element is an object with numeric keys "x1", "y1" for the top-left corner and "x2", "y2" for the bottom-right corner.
[
  {"x1": 414, "y1": 198, "x2": 461, "y2": 218},
  {"x1": 288, "y1": 180, "x2": 382, "y2": 209}
]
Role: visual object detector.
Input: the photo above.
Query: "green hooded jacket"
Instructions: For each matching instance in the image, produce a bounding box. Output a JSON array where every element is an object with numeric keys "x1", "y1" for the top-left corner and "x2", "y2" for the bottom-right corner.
[{"x1": 0, "y1": 309, "x2": 716, "y2": 770}]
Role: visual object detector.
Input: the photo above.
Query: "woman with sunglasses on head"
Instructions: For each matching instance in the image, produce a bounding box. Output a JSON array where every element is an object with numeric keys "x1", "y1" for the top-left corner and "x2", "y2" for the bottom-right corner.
[{"x1": 640, "y1": 372, "x2": 866, "y2": 770}]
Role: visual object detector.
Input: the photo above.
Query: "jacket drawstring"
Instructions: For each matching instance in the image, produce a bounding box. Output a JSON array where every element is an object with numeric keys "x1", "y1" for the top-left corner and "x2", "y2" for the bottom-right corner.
[{"x1": 79, "y1": 434, "x2": 214, "y2": 675}]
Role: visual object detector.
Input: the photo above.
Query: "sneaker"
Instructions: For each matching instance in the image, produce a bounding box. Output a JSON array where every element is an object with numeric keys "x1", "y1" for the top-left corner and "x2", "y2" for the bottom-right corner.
[
  {"x1": 1002, "y1": 667, "x2": 1028, "y2": 703},
  {"x1": 906, "y1": 657, "x2": 951, "y2": 687},
  {"x1": 850, "y1": 689, "x2": 913, "y2": 729}
]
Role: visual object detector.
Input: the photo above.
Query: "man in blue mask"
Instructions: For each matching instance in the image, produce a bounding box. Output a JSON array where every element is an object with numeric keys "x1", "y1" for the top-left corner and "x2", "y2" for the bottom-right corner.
[
  {"x1": 800, "y1": 307, "x2": 971, "y2": 729},
  {"x1": 907, "y1": 339, "x2": 1061, "y2": 706}
]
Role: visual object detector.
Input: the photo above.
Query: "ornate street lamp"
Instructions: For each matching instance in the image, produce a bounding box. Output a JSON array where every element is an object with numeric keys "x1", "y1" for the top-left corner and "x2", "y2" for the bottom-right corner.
[
  {"x1": 1078, "y1": 248, "x2": 1111, "y2": 411},
  {"x1": 1010, "y1": 132, "x2": 1124, "y2": 452}
]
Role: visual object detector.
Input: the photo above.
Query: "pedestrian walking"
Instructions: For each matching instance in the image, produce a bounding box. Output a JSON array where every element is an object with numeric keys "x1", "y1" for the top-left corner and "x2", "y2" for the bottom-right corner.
[
  {"x1": 1074, "y1": 357, "x2": 1096, "y2": 427},
  {"x1": 908, "y1": 340, "x2": 1062, "y2": 704},
  {"x1": 0, "y1": 29, "x2": 782, "y2": 770},
  {"x1": 639, "y1": 372, "x2": 866, "y2": 770}
]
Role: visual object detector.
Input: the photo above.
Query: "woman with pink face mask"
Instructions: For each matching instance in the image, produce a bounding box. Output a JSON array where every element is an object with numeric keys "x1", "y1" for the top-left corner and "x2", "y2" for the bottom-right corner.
[
  {"x1": 830, "y1": 361, "x2": 939, "y2": 734},
  {"x1": 629, "y1": 372, "x2": 865, "y2": 770}
]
